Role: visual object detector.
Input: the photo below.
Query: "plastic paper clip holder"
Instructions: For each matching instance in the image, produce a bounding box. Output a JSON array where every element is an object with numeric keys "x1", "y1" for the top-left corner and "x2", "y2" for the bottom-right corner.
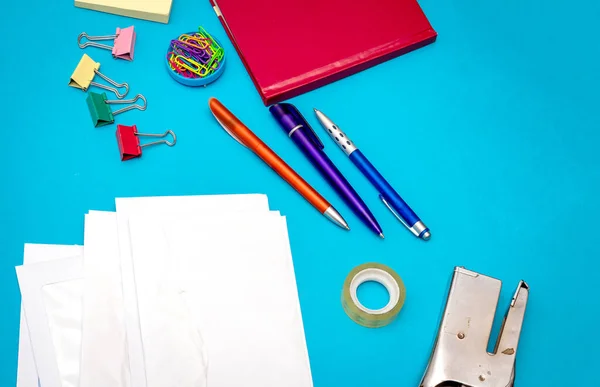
[
  {"x1": 78, "y1": 26, "x2": 136, "y2": 61},
  {"x1": 419, "y1": 267, "x2": 529, "y2": 387},
  {"x1": 86, "y1": 92, "x2": 147, "y2": 127},
  {"x1": 69, "y1": 54, "x2": 129, "y2": 98},
  {"x1": 116, "y1": 124, "x2": 176, "y2": 160}
]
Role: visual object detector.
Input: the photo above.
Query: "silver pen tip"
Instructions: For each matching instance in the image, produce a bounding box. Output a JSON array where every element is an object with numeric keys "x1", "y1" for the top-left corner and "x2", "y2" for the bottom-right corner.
[
  {"x1": 324, "y1": 206, "x2": 350, "y2": 230},
  {"x1": 422, "y1": 231, "x2": 431, "y2": 241},
  {"x1": 379, "y1": 233, "x2": 385, "y2": 239}
]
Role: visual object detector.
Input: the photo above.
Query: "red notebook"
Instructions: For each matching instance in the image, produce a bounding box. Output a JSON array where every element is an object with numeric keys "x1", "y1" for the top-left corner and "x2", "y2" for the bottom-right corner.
[{"x1": 209, "y1": 0, "x2": 437, "y2": 106}]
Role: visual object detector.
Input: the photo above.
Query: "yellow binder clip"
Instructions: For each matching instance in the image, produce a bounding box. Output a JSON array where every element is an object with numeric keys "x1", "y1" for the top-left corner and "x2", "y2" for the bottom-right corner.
[{"x1": 68, "y1": 54, "x2": 129, "y2": 99}]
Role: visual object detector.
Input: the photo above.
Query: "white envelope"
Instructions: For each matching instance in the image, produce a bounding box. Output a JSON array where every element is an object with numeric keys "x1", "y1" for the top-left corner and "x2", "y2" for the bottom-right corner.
[
  {"x1": 115, "y1": 194, "x2": 271, "y2": 387},
  {"x1": 79, "y1": 211, "x2": 129, "y2": 387},
  {"x1": 16, "y1": 255, "x2": 84, "y2": 387},
  {"x1": 128, "y1": 213, "x2": 313, "y2": 387},
  {"x1": 17, "y1": 244, "x2": 83, "y2": 387}
]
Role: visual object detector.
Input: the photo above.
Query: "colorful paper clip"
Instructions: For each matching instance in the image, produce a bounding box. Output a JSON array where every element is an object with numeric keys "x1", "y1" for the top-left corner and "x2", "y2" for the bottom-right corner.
[
  {"x1": 69, "y1": 54, "x2": 129, "y2": 98},
  {"x1": 165, "y1": 26, "x2": 226, "y2": 87},
  {"x1": 86, "y1": 92, "x2": 147, "y2": 127},
  {"x1": 116, "y1": 124, "x2": 176, "y2": 161},
  {"x1": 78, "y1": 26, "x2": 136, "y2": 61}
]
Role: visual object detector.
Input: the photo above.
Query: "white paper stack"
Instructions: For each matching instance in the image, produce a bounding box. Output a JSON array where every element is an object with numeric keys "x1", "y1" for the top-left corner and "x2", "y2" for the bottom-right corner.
[{"x1": 15, "y1": 194, "x2": 313, "y2": 387}]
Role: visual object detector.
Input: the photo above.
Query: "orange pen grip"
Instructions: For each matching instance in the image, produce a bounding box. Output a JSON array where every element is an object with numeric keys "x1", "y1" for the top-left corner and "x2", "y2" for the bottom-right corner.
[{"x1": 209, "y1": 98, "x2": 330, "y2": 213}]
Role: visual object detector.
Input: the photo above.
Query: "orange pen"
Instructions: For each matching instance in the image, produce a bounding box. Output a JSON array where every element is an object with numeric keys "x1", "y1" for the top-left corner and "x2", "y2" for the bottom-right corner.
[{"x1": 208, "y1": 97, "x2": 349, "y2": 230}]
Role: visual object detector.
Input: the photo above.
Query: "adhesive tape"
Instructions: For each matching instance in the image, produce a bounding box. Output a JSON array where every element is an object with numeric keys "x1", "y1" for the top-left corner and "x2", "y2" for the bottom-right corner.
[{"x1": 341, "y1": 263, "x2": 406, "y2": 328}]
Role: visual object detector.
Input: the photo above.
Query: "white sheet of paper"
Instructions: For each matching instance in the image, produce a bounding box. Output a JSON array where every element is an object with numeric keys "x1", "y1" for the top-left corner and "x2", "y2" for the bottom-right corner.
[
  {"x1": 17, "y1": 244, "x2": 83, "y2": 387},
  {"x1": 128, "y1": 212, "x2": 280, "y2": 387},
  {"x1": 79, "y1": 211, "x2": 129, "y2": 387},
  {"x1": 115, "y1": 194, "x2": 271, "y2": 387},
  {"x1": 128, "y1": 214, "x2": 313, "y2": 387},
  {"x1": 16, "y1": 255, "x2": 84, "y2": 387}
]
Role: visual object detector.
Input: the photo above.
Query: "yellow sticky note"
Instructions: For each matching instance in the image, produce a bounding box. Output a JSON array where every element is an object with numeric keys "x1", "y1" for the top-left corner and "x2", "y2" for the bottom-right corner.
[
  {"x1": 74, "y1": 0, "x2": 173, "y2": 24},
  {"x1": 69, "y1": 54, "x2": 100, "y2": 91}
]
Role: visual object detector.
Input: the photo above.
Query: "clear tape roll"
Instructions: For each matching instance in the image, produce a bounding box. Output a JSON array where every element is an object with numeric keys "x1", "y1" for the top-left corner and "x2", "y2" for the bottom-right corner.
[{"x1": 341, "y1": 263, "x2": 406, "y2": 328}]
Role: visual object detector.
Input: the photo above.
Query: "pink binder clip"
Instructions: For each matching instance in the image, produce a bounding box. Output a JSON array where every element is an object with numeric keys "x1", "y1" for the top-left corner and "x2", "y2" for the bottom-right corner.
[
  {"x1": 116, "y1": 124, "x2": 176, "y2": 161},
  {"x1": 78, "y1": 26, "x2": 136, "y2": 61},
  {"x1": 113, "y1": 27, "x2": 136, "y2": 60}
]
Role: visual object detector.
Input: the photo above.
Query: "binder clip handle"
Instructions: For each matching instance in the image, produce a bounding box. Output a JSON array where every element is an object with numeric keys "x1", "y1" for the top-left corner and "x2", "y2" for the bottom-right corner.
[
  {"x1": 78, "y1": 32, "x2": 117, "y2": 51},
  {"x1": 91, "y1": 69, "x2": 130, "y2": 99},
  {"x1": 106, "y1": 94, "x2": 147, "y2": 116},
  {"x1": 139, "y1": 130, "x2": 177, "y2": 148}
]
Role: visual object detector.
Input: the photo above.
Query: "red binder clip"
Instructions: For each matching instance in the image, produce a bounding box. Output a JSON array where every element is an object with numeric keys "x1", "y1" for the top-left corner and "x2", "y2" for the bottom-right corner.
[{"x1": 116, "y1": 124, "x2": 176, "y2": 161}]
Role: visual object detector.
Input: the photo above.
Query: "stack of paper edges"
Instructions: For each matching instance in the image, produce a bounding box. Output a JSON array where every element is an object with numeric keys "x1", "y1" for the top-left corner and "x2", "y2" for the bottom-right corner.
[{"x1": 16, "y1": 194, "x2": 313, "y2": 387}]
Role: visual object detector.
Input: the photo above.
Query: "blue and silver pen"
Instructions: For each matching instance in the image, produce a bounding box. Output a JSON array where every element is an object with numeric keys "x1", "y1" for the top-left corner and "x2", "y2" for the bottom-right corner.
[{"x1": 314, "y1": 109, "x2": 431, "y2": 240}]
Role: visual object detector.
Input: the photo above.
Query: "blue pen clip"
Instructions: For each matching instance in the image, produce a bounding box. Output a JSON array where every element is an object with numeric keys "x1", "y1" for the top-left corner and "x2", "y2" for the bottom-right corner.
[
  {"x1": 380, "y1": 194, "x2": 430, "y2": 239},
  {"x1": 379, "y1": 195, "x2": 411, "y2": 229}
]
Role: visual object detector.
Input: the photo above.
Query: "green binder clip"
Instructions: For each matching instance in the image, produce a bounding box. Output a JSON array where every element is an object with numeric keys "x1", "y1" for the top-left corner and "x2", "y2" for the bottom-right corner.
[{"x1": 86, "y1": 92, "x2": 147, "y2": 127}]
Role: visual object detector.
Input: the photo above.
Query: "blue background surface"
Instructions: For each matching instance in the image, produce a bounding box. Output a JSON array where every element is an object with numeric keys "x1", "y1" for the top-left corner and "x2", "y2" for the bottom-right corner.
[{"x1": 1, "y1": 0, "x2": 599, "y2": 385}]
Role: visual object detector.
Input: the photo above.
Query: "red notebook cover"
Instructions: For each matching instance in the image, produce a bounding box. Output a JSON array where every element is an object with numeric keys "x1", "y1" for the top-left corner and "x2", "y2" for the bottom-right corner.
[{"x1": 209, "y1": 0, "x2": 437, "y2": 106}]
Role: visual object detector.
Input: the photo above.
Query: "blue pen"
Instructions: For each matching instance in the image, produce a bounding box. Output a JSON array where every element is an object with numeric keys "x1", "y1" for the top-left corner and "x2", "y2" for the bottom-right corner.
[{"x1": 314, "y1": 109, "x2": 431, "y2": 240}]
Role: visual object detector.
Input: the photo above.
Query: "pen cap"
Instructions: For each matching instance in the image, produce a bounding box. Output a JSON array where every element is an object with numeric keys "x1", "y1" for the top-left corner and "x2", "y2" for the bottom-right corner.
[{"x1": 269, "y1": 103, "x2": 324, "y2": 149}]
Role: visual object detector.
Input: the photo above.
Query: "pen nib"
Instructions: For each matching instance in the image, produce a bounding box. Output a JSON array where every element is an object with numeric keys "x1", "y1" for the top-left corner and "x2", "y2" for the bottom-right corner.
[
  {"x1": 324, "y1": 206, "x2": 350, "y2": 231},
  {"x1": 379, "y1": 233, "x2": 385, "y2": 239}
]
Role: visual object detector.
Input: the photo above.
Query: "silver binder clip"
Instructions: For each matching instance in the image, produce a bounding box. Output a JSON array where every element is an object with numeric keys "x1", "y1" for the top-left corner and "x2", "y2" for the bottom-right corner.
[{"x1": 419, "y1": 267, "x2": 529, "y2": 387}]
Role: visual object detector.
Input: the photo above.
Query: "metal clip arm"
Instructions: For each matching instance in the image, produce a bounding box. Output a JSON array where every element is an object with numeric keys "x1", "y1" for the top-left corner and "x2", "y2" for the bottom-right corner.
[
  {"x1": 78, "y1": 32, "x2": 117, "y2": 51},
  {"x1": 91, "y1": 69, "x2": 129, "y2": 99},
  {"x1": 138, "y1": 130, "x2": 177, "y2": 148},
  {"x1": 106, "y1": 94, "x2": 147, "y2": 116}
]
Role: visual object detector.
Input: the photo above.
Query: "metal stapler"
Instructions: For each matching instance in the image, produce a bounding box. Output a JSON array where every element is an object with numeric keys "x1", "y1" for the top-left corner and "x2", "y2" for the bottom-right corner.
[{"x1": 419, "y1": 267, "x2": 529, "y2": 387}]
